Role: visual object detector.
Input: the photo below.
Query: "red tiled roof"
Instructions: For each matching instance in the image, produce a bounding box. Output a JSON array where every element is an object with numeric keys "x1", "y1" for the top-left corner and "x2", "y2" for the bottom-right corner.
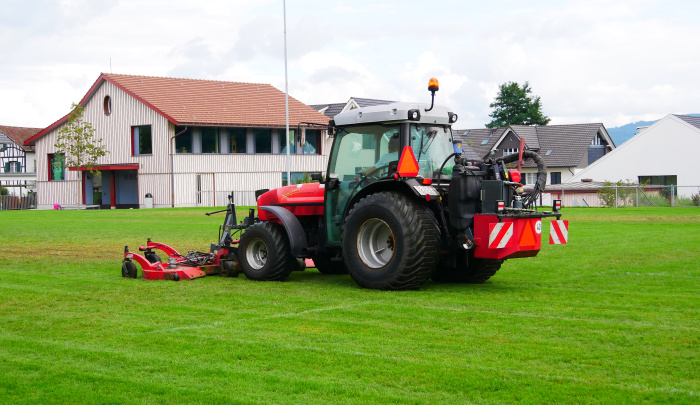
[
  {"x1": 103, "y1": 73, "x2": 329, "y2": 127},
  {"x1": 27, "y1": 73, "x2": 329, "y2": 145},
  {"x1": 0, "y1": 125, "x2": 40, "y2": 151}
]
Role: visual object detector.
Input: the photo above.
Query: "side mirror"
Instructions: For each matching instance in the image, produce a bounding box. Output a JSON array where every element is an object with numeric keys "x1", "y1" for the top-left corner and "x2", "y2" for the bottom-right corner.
[{"x1": 310, "y1": 173, "x2": 323, "y2": 182}]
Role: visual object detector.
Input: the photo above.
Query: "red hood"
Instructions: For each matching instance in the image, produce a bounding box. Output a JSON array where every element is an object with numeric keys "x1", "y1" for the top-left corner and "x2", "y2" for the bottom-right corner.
[{"x1": 257, "y1": 183, "x2": 325, "y2": 220}]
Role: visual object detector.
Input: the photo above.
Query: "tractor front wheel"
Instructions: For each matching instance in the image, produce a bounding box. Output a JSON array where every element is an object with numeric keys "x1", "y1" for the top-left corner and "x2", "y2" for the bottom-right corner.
[
  {"x1": 238, "y1": 222, "x2": 296, "y2": 281},
  {"x1": 342, "y1": 192, "x2": 440, "y2": 290}
]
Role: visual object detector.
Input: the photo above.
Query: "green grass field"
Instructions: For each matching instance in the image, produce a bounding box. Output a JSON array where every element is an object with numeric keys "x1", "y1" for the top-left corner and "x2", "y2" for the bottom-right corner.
[{"x1": 0, "y1": 207, "x2": 698, "y2": 404}]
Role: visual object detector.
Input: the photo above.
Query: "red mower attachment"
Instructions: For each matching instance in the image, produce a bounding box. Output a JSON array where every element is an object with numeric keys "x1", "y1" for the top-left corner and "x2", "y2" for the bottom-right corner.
[
  {"x1": 120, "y1": 192, "x2": 311, "y2": 282},
  {"x1": 121, "y1": 240, "x2": 240, "y2": 281}
]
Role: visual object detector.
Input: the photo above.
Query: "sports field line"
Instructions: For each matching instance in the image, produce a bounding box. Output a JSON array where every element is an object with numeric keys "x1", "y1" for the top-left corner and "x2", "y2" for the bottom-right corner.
[{"x1": 404, "y1": 304, "x2": 700, "y2": 332}]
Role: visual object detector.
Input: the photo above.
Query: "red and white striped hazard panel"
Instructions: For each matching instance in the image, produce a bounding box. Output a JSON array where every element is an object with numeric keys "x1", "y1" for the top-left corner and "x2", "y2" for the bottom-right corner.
[
  {"x1": 489, "y1": 222, "x2": 514, "y2": 249},
  {"x1": 549, "y1": 220, "x2": 569, "y2": 244}
]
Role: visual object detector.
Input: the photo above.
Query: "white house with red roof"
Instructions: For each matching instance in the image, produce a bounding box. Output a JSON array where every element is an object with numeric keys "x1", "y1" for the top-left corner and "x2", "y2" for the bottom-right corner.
[{"x1": 25, "y1": 73, "x2": 331, "y2": 209}]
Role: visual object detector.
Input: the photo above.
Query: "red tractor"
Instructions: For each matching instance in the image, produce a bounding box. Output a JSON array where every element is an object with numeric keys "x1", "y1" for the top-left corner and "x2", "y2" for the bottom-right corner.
[
  {"x1": 235, "y1": 79, "x2": 565, "y2": 290},
  {"x1": 123, "y1": 78, "x2": 566, "y2": 290}
]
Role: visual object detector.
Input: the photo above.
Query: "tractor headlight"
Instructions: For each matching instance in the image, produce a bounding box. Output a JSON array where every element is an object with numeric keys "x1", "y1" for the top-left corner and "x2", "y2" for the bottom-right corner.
[
  {"x1": 448, "y1": 112, "x2": 458, "y2": 123},
  {"x1": 408, "y1": 109, "x2": 421, "y2": 121}
]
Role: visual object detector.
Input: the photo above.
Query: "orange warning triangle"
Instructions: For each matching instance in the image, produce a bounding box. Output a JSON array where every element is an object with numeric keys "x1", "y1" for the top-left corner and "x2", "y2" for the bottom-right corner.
[
  {"x1": 397, "y1": 146, "x2": 420, "y2": 177},
  {"x1": 520, "y1": 220, "x2": 536, "y2": 247}
]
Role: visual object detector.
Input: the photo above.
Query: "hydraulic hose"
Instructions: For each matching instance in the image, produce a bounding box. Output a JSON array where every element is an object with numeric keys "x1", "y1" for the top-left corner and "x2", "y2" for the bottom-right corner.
[{"x1": 496, "y1": 150, "x2": 548, "y2": 208}]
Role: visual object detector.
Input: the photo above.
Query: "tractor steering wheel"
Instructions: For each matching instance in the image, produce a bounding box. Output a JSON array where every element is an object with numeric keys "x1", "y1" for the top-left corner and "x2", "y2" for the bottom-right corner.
[{"x1": 353, "y1": 165, "x2": 389, "y2": 190}]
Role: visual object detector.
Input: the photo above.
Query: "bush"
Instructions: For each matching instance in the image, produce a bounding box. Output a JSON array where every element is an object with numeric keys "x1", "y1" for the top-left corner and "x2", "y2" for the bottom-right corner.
[
  {"x1": 0, "y1": 186, "x2": 8, "y2": 196},
  {"x1": 692, "y1": 193, "x2": 700, "y2": 206},
  {"x1": 597, "y1": 180, "x2": 638, "y2": 207}
]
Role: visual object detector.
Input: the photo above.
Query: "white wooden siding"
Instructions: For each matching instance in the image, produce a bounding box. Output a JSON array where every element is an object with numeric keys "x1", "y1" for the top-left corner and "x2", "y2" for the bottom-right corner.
[{"x1": 34, "y1": 79, "x2": 333, "y2": 208}]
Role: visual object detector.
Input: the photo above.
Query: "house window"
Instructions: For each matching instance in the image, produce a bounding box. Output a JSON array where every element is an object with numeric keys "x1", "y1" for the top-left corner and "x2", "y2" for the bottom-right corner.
[
  {"x1": 103, "y1": 96, "x2": 112, "y2": 116},
  {"x1": 503, "y1": 148, "x2": 518, "y2": 156},
  {"x1": 48, "y1": 153, "x2": 65, "y2": 181},
  {"x1": 230, "y1": 128, "x2": 247, "y2": 153},
  {"x1": 132, "y1": 125, "x2": 152, "y2": 155},
  {"x1": 254, "y1": 129, "x2": 272, "y2": 154},
  {"x1": 639, "y1": 175, "x2": 678, "y2": 196},
  {"x1": 279, "y1": 129, "x2": 295, "y2": 154},
  {"x1": 550, "y1": 172, "x2": 561, "y2": 185},
  {"x1": 201, "y1": 127, "x2": 219, "y2": 153},
  {"x1": 591, "y1": 134, "x2": 603, "y2": 146},
  {"x1": 282, "y1": 172, "x2": 321, "y2": 186},
  {"x1": 0, "y1": 143, "x2": 7, "y2": 152},
  {"x1": 524, "y1": 172, "x2": 538, "y2": 185},
  {"x1": 175, "y1": 126, "x2": 192, "y2": 153},
  {"x1": 4, "y1": 161, "x2": 21, "y2": 173},
  {"x1": 638, "y1": 175, "x2": 677, "y2": 186},
  {"x1": 302, "y1": 130, "x2": 321, "y2": 155}
]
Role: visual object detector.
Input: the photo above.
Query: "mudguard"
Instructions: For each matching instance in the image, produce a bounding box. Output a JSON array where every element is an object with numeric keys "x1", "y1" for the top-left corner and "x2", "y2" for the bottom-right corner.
[{"x1": 259, "y1": 206, "x2": 308, "y2": 257}]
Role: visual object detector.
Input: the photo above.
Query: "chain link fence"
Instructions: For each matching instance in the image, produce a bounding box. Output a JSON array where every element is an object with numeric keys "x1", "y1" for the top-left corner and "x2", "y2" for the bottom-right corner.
[
  {"x1": 546, "y1": 185, "x2": 700, "y2": 208},
  {"x1": 598, "y1": 185, "x2": 699, "y2": 208}
]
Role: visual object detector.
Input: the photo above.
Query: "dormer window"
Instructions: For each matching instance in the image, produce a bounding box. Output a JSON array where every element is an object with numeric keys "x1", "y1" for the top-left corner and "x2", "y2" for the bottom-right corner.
[{"x1": 591, "y1": 133, "x2": 604, "y2": 145}]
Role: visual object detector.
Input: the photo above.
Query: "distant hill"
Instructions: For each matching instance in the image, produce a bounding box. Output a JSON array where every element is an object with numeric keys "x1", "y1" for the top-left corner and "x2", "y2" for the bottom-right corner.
[{"x1": 607, "y1": 114, "x2": 700, "y2": 146}]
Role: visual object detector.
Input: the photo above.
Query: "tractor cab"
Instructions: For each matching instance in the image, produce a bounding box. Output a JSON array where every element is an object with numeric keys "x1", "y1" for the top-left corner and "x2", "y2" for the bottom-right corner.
[{"x1": 324, "y1": 102, "x2": 459, "y2": 244}]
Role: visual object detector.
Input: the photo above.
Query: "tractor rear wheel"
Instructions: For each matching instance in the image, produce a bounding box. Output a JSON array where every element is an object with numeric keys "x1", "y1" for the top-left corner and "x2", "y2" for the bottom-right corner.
[
  {"x1": 432, "y1": 251, "x2": 503, "y2": 284},
  {"x1": 312, "y1": 254, "x2": 347, "y2": 275},
  {"x1": 238, "y1": 222, "x2": 296, "y2": 281},
  {"x1": 342, "y1": 192, "x2": 440, "y2": 290}
]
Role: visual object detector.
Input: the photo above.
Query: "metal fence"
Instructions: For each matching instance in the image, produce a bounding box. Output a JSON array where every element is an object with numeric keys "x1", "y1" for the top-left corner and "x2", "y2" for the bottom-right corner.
[
  {"x1": 547, "y1": 185, "x2": 700, "y2": 208},
  {"x1": 196, "y1": 190, "x2": 260, "y2": 207},
  {"x1": 195, "y1": 186, "x2": 700, "y2": 209},
  {"x1": 0, "y1": 194, "x2": 37, "y2": 210}
]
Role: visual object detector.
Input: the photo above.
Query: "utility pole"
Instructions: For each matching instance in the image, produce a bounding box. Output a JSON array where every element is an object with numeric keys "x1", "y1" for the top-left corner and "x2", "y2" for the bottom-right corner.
[{"x1": 283, "y1": 0, "x2": 291, "y2": 185}]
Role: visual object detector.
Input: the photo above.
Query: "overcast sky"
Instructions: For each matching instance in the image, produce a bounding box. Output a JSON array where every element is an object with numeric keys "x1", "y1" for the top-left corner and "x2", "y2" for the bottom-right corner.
[{"x1": 1, "y1": 0, "x2": 698, "y2": 130}]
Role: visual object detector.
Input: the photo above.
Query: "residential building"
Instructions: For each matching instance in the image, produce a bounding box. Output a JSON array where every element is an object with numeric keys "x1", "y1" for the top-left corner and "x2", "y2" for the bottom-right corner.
[
  {"x1": 567, "y1": 114, "x2": 700, "y2": 197},
  {"x1": 0, "y1": 125, "x2": 39, "y2": 196},
  {"x1": 25, "y1": 73, "x2": 331, "y2": 209},
  {"x1": 311, "y1": 97, "x2": 395, "y2": 118},
  {"x1": 456, "y1": 123, "x2": 615, "y2": 187}
]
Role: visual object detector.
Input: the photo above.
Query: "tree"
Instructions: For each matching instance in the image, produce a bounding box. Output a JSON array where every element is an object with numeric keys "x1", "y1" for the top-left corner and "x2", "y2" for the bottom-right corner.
[
  {"x1": 486, "y1": 81, "x2": 550, "y2": 128},
  {"x1": 54, "y1": 103, "x2": 108, "y2": 206}
]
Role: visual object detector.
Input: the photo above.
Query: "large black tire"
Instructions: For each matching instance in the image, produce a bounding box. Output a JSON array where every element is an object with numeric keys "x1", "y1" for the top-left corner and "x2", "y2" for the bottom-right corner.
[
  {"x1": 342, "y1": 192, "x2": 440, "y2": 290},
  {"x1": 312, "y1": 254, "x2": 347, "y2": 275},
  {"x1": 432, "y1": 250, "x2": 503, "y2": 284},
  {"x1": 238, "y1": 222, "x2": 296, "y2": 281}
]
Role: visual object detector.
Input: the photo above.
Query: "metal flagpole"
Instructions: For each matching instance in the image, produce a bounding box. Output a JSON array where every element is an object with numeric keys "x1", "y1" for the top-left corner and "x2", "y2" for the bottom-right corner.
[{"x1": 283, "y1": 0, "x2": 291, "y2": 185}]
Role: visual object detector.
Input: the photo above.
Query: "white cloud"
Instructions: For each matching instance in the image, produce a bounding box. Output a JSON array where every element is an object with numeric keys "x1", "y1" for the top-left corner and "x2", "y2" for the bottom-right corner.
[{"x1": 1, "y1": 0, "x2": 699, "y2": 131}]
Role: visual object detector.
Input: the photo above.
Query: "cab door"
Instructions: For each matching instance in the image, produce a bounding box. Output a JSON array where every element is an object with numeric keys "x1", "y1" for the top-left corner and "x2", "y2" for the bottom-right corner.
[{"x1": 323, "y1": 124, "x2": 399, "y2": 244}]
